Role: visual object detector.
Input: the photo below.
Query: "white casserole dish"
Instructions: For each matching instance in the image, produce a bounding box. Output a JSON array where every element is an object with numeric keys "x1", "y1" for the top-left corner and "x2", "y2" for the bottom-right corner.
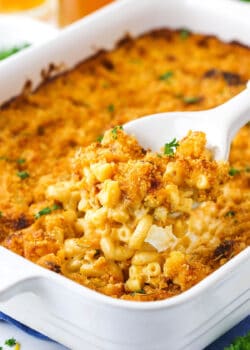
[{"x1": 0, "y1": 0, "x2": 249, "y2": 349}]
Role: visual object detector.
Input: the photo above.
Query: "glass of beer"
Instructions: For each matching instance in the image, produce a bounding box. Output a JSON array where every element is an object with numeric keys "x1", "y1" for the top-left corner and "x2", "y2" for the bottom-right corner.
[
  {"x1": 0, "y1": 1, "x2": 57, "y2": 24},
  {"x1": 59, "y1": 0, "x2": 114, "y2": 27},
  {"x1": 0, "y1": 0, "x2": 48, "y2": 12}
]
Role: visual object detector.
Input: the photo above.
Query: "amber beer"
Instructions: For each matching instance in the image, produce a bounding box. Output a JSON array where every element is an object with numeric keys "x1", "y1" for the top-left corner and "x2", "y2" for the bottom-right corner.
[
  {"x1": 0, "y1": 0, "x2": 46, "y2": 12},
  {"x1": 59, "y1": 0, "x2": 114, "y2": 26}
]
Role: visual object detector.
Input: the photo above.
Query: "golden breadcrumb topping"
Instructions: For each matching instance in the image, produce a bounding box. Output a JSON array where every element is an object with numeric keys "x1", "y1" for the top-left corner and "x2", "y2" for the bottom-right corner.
[{"x1": 40, "y1": 129, "x2": 228, "y2": 299}]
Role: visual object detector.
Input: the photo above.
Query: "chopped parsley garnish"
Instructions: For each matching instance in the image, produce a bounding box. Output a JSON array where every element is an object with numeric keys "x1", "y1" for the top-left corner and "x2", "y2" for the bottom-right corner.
[
  {"x1": 1, "y1": 157, "x2": 26, "y2": 164},
  {"x1": 5, "y1": 337, "x2": 16, "y2": 346},
  {"x1": 159, "y1": 71, "x2": 173, "y2": 81},
  {"x1": 130, "y1": 289, "x2": 146, "y2": 295},
  {"x1": 51, "y1": 203, "x2": 62, "y2": 211},
  {"x1": 0, "y1": 211, "x2": 2, "y2": 218},
  {"x1": 240, "y1": 0, "x2": 250, "y2": 2},
  {"x1": 34, "y1": 204, "x2": 61, "y2": 219},
  {"x1": 0, "y1": 43, "x2": 30, "y2": 61},
  {"x1": 183, "y1": 96, "x2": 201, "y2": 104},
  {"x1": 35, "y1": 207, "x2": 51, "y2": 219},
  {"x1": 111, "y1": 125, "x2": 123, "y2": 139},
  {"x1": 224, "y1": 331, "x2": 250, "y2": 350},
  {"x1": 17, "y1": 171, "x2": 29, "y2": 180},
  {"x1": 131, "y1": 289, "x2": 146, "y2": 295},
  {"x1": 136, "y1": 289, "x2": 146, "y2": 294},
  {"x1": 245, "y1": 166, "x2": 250, "y2": 173},
  {"x1": 225, "y1": 210, "x2": 236, "y2": 217},
  {"x1": 179, "y1": 29, "x2": 190, "y2": 40},
  {"x1": 96, "y1": 134, "x2": 104, "y2": 142},
  {"x1": 164, "y1": 138, "x2": 179, "y2": 156},
  {"x1": 16, "y1": 158, "x2": 26, "y2": 165},
  {"x1": 229, "y1": 168, "x2": 240, "y2": 176},
  {"x1": 107, "y1": 104, "x2": 115, "y2": 113}
]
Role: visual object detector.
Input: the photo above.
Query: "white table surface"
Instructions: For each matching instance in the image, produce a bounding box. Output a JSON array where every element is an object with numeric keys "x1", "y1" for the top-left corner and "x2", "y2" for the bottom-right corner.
[
  {"x1": 0, "y1": 322, "x2": 68, "y2": 350},
  {"x1": 0, "y1": 15, "x2": 58, "y2": 50}
]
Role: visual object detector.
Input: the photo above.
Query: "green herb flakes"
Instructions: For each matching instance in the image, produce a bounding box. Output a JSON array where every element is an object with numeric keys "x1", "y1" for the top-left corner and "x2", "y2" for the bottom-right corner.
[
  {"x1": 136, "y1": 289, "x2": 146, "y2": 294},
  {"x1": 17, "y1": 171, "x2": 29, "y2": 180},
  {"x1": 16, "y1": 158, "x2": 26, "y2": 165},
  {"x1": 245, "y1": 166, "x2": 250, "y2": 173},
  {"x1": 183, "y1": 96, "x2": 202, "y2": 104},
  {"x1": 51, "y1": 203, "x2": 62, "y2": 211},
  {"x1": 225, "y1": 211, "x2": 236, "y2": 217},
  {"x1": 0, "y1": 211, "x2": 2, "y2": 218},
  {"x1": 5, "y1": 338, "x2": 16, "y2": 346},
  {"x1": 131, "y1": 289, "x2": 146, "y2": 295},
  {"x1": 34, "y1": 204, "x2": 61, "y2": 220},
  {"x1": 111, "y1": 125, "x2": 123, "y2": 139},
  {"x1": 96, "y1": 134, "x2": 104, "y2": 143},
  {"x1": 229, "y1": 168, "x2": 240, "y2": 176},
  {"x1": 159, "y1": 71, "x2": 173, "y2": 81},
  {"x1": 179, "y1": 29, "x2": 190, "y2": 40},
  {"x1": 130, "y1": 289, "x2": 147, "y2": 296},
  {"x1": 35, "y1": 207, "x2": 51, "y2": 219},
  {"x1": 164, "y1": 138, "x2": 179, "y2": 156},
  {"x1": 107, "y1": 104, "x2": 115, "y2": 113}
]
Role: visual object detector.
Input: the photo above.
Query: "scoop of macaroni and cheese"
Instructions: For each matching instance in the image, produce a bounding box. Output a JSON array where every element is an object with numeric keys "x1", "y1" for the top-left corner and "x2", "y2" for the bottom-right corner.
[{"x1": 31, "y1": 128, "x2": 230, "y2": 300}]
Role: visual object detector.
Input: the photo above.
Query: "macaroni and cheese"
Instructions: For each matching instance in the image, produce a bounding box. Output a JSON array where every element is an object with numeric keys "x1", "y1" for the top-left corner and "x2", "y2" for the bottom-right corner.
[
  {"x1": 44, "y1": 128, "x2": 229, "y2": 299},
  {"x1": 0, "y1": 29, "x2": 249, "y2": 301}
]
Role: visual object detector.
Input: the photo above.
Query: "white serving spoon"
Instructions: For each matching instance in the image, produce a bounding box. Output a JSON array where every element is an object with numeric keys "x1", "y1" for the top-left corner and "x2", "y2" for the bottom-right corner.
[{"x1": 124, "y1": 82, "x2": 250, "y2": 160}]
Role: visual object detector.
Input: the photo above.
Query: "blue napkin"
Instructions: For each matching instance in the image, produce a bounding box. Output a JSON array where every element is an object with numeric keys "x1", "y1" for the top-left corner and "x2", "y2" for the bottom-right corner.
[
  {"x1": 0, "y1": 311, "x2": 249, "y2": 348},
  {"x1": 205, "y1": 316, "x2": 250, "y2": 349},
  {"x1": 0, "y1": 312, "x2": 50, "y2": 341}
]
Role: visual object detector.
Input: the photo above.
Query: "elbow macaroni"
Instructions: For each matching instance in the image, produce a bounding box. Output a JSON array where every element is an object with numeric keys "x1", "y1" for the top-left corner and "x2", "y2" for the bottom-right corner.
[
  {"x1": 42, "y1": 128, "x2": 229, "y2": 298},
  {"x1": 129, "y1": 215, "x2": 153, "y2": 250}
]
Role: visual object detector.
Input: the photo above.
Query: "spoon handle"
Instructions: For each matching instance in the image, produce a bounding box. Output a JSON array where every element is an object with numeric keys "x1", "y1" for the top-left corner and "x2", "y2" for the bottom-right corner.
[
  {"x1": 209, "y1": 81, "x2": 250, "y2": 160},
  {"x1": 215, "y1": 81, "x2": 250, "y2": 143}
]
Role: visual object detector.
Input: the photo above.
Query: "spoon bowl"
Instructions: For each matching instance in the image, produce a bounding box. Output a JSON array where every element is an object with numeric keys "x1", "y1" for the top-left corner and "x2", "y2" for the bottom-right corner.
[{"x1": 124, "y1": 82, "x2": 250, "y2": 160}]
